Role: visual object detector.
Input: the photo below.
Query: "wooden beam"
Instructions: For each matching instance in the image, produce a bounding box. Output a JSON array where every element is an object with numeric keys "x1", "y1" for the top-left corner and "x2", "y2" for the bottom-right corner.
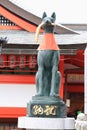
[
  {"x1": 0, "y1": 25, "x2": 22, "y2": 30},
  {"x1": 0, "y1": 6, "x2": 37, "y2": 32},
  {"x1": 0, "y1": 75, "x2": 35, "y2": 84},
  {"x1": 0, "y1": 107, "x2": 26, "y2": 118}
]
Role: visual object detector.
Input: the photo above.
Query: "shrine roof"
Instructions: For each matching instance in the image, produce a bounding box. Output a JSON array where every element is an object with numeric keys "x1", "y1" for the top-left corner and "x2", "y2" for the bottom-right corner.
[
  {"x1": 0, "y1": 0, "x2": 87, "y2": 52},
  {"x1": 0, "y1": 0, "x2": 77, "y2": 34},
  {"x1": 0, "y1": 30, "x2": 86, "y2": 49}
]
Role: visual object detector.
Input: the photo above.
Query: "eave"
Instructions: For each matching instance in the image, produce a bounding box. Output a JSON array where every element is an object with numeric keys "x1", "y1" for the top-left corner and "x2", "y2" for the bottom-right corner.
[
  {"x1": 0, "y1": 0, "x2": 78, "y2": 34},
  {"x1": 0, "y1": 6, "x2": 37, "y2": 32},
  {"x1": 0, "y1": 43, "x2": 86, "y2": 55}
]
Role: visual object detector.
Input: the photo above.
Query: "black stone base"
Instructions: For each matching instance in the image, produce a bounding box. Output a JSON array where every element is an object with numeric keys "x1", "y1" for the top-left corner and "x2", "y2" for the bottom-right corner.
[{"x1": 27, "y1": 96, "x2": 67, "y2": 118}]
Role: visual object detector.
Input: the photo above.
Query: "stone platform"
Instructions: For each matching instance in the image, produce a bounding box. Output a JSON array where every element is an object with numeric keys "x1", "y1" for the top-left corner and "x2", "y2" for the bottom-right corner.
[
  {"x1": 18, "y1": 116, "x2": 76, "y2": 130},
  {"x1": 27, "y1": 96, "x2": 66, "y2": 118}
]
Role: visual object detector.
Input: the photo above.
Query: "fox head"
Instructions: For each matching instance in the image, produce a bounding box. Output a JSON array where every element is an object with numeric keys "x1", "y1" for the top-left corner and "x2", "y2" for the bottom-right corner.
[
  {"x1": 42, "y1": 12, "x2": 56, "y2": 24},
  {"x1": 35, "y1": 12, "x2": 56, "y2": 43}
]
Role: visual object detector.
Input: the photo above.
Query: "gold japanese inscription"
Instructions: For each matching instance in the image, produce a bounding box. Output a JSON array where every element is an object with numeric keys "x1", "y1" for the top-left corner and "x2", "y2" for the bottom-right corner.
[
  {"x1": 32, "y1": 105, "x2": 57, "y2": 116},
  {"x1": 44, "y1": 105, "x2": 57, "y2": 115},
  {"x1": 33, "y1": 105, "x2": 44, "y2": 115}
]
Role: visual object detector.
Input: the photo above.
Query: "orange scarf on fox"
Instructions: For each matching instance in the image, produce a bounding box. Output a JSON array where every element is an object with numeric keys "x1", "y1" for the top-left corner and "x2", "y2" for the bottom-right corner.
[{"x1": 37, "y1": 33, "x2": 59, "y2": 50}]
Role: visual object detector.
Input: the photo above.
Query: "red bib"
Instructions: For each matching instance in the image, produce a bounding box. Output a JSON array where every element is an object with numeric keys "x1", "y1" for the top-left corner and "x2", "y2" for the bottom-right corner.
[{"x1": 37, "y1": 33, "x2": 59, "y2": 50}]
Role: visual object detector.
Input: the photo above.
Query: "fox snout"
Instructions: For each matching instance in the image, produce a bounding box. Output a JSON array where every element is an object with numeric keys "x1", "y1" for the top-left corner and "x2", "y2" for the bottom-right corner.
[{"x1": 43, "y1": 18, "x2": 52, "y2": 24}]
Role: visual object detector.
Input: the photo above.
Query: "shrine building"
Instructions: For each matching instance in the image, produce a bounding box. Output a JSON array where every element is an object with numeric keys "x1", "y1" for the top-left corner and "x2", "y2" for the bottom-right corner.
[{"x1": 0, "y1": 0, "x2": 87, "y2": 129}]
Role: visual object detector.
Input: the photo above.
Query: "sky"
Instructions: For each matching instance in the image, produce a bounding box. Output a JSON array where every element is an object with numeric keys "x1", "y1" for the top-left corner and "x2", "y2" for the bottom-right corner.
[{"x1": 10, "y1": 0, "x2": 87, "y2": 24}]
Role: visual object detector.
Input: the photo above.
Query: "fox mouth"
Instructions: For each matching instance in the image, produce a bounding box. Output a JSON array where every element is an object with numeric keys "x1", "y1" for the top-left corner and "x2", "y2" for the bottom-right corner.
[
  {"x1": 35, "y1": 22, "x2": 56, "y2": 43},
  {"x1": 41, "y1": 22, "x2": 56, "y2": 27}
]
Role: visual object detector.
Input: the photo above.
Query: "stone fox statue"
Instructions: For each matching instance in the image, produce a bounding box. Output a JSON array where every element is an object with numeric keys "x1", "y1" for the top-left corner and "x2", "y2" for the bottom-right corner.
[{"x1": 35, "y1": 12, "x2": 61, "y2": 97}]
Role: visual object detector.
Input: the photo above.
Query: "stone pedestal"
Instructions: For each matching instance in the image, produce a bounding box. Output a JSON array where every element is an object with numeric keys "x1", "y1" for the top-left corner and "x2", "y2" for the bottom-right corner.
[
  {"x1": 75, "y1": 120, "x2": 87, "y2": 130},
  {"x1": 27, "y1": 96, "x2": 66, "y2": 118},
  {"x1": 18, "y1": 116, "x2": 75, "y2": 130}
]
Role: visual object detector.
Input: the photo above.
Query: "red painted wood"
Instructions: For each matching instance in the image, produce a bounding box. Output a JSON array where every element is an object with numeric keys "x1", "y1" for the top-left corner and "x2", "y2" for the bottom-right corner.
[
  {"x1": 0, "y1": 6, "x2": 37, "y2": 32},
  {"x1": 0, "y1": 25, "x2": 22, "y2": 30},
  {"x1": 65, "y1": 50, "x2": 84, "y2": 68},
  {"x1": 0, "y1": 107, "x2": 26, "y2": 118},
  {"x1": 67, "y1": 85, "x2": 84, "y2": 93},
  {"x1": 59, "y1": 56, "x2": 65, "y2": 98},
  {"x1": 0, "y1": 75, "x2": 35, "y2": 84}
]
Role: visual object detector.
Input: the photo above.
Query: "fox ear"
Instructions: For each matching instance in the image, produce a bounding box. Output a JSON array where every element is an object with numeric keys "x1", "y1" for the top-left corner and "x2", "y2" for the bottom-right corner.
[
  {"x1": 51, "y1": 12, "x2": 56, "y2": 21},
  {"x1": 42, "y1": 12, "x2": 47, "y2": 19}
]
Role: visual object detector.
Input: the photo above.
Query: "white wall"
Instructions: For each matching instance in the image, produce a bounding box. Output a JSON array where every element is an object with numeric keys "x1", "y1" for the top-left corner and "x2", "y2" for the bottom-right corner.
[{"x1": 0, "y1": 84, "x2": 36, "y2": 107}]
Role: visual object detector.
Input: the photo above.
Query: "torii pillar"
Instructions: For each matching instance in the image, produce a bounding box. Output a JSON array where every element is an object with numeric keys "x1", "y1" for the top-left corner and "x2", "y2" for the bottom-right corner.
[{"x1": 84, "y1": 46, "x2": 87, "y2": 114}]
